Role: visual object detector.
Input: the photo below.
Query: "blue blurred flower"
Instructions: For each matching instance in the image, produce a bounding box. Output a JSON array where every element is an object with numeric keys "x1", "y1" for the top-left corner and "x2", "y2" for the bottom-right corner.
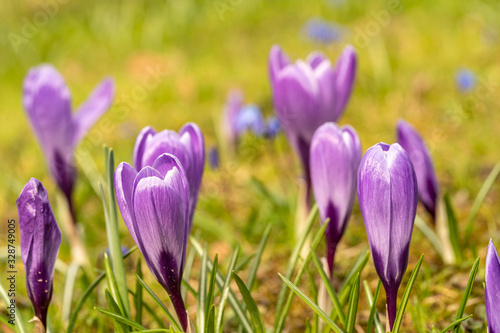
[
  {"x1": 303, "y1": 18, "x2": 342, "y2": 44},
  {"x1": 235, "y1": 105, "x2": 265, "y2": 136},
  {"x1": 265, "y1": 115, "x2": 282, "y2": 139},
  {"x1": 209, "y1": 146, "x2": 220, "y2": 170},
  {"x1": 455, "y1": 69, "x2": 476, "y2": 92}
]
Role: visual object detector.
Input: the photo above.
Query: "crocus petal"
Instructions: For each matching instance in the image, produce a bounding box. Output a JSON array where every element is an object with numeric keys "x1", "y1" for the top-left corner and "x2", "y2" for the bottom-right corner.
[
  {"x1": 397, "y1": 120, "x2": 439, "y2": 219},
  {"x1": 114, "y1": 162, "x2": 139, "y2": 244},
  {"x1": 306, "y1": 51, "x2": 328, "y2": 69},
  {"x1": 333, "y1": 46, "x2": 357, "y2": 117},
  {"x1": 486, "y1": 239, "x2": 500, "y2": 332},
  {"x1": 141, "y1": 131, "x2": 188, "y2": 170},
  {"x1": 313, "y1": 60, "x2": 337, "y2": 121},
  {"x1": 72, "y1": 78, "x2": 115, "y2": 146},
  {"x1": 133, "y1": 126, "x2": 157, "y2": 170},
  {"x1": 269, "y1": 44, "x2": 291, "y2": 88},
  {"x1": 16, "y1": 178, "x2": 61, "y2": 327},
  {"x1": 358, "y1": 143, "x2": 417, "y2": 287}
]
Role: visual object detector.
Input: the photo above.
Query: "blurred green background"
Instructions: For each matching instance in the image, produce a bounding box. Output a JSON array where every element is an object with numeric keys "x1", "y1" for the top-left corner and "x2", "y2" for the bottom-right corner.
[{"x1": 1, "y1": 0, "x2": 500, "y2": 331}]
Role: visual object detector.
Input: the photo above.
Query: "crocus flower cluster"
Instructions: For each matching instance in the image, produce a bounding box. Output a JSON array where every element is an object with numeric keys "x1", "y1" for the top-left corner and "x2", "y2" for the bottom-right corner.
[
  {"x1": 485, "y1": 240, "x2": 500, "y2": 332},
  {"x1": 22, "y1": 65, "x2": 114, "y2": 214},
  {"x1": 397, "y1": 120, "x2": 439, "y2": 221},
  {"x1": 357, "y1": 143, "x2": 418, "y2": 330},
  {"x1": 17, "y1": 178, "x2": 61, "y2": 329},
  {"x1": 269, "y1": 45, "x2": 357, "y2": 199},
  {"x1": 310, "y1": 122, "x2": 361, "y2": 273}
]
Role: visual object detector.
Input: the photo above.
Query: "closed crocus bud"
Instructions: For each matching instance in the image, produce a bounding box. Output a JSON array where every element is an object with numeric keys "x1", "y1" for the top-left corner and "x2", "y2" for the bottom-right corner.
[
  {"x1": 397, "y1": 120, "x2": 439, "y2": 220},
  {"x1": 115, "y1": 154, "x2": 191, "y2": 330},
  {"x1": 133, "y1": 123, "x2": 205, "y2": 230},
  {"x1": 222, "y1": 89, "x2": 244, "y2": 146},
  {"x1": 357, "y1": 143, "x2": 417, "y2": 330},
  {"x1": 22, "y1": 65, "x2": 114, "y2": 210},
  {"x1": 310, "y1": 122, "x2": 361, "y2": 274},
  {"x1": 269, "y1": 45, "x2": 357, "y2": 197},
  {"x1": 16, "y1": 178, "x2": 62, "y2": 329},
  {"x1": 486, "y1": 239, "x2": 500, "y2": 332}
]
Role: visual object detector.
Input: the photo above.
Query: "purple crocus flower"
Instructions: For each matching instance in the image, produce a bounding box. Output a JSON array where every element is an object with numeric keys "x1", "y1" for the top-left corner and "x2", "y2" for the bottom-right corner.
[
  {"x1": 115, "y1": 153, "x2": 190, "y2": 330},
  {"x1": 357, "y1": 143, "x2": 417, "y2": 330},
  {"x1": 235, "y1": 105, "x2": 265, "y2": 137},
  {"x1": 22, "y1": 65, "x2": 114, "y2": 215},
  {"x1": 222, "y1": 89, "x2": 244, "y2": 146},
  {"x1": 16, "y1": 178, "x2": 62, "y2": 329},
  {"x1": 133, "y1": 123, "x2": 205, "y2": 230},
  {"x1": 397, "y1": 120, "x2": 439, "y2": 221},
  {"x1": 269, "y1": 45, "x2": 357, "y2": 201},
  {"x1": 486, "y1": 239, "x2": 500, "y2": 332},
  {"x1": 310, "y1": 122, "x2": 361, "y2": 274}
]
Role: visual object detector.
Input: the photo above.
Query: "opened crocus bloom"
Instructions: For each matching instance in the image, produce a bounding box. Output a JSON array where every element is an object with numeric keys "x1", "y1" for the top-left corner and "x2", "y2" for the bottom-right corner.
[
  {"x1": 269, "y1": 45, "x2": 357, "y2": 199},
  {"x1": 22, "y1": 65, "x2": 114, "y2": 214},
  {"x1": 397, "y1": 120, "x2": 439, "y2": 221},
  {"x1": 115, "y1": 153, "x2": 190, "y2": 330},
  {"x1": 17, "y1": 178, "x2": 62, "y2": 329},
  {"x1": 485, "y1": 239, "x2": 500, "y2": 332},
  {"x1": 357, "y1": 142, "x2": 417, "y2": 330},
  {"x1": 310, "y1": 122, "x2": 361, "y2": 274},
  {"x1": 133, "y1": 123, "x2": 205, "y2": 230}
]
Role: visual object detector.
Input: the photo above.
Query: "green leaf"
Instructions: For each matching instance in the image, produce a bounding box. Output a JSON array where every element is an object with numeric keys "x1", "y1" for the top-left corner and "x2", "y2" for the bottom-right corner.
[
  {"x1": 66, "y1": 247, "x2": 137, "y2": 333},
  {"x1": 274, "y1": 205, "x2": 319, "y2": 327},
  {"x1": 104, "y1": 252, "x2": 127, "y2": 317},
  {"x1": 345, "y1": 274, "x2": 360, "y2": 333},
  {"x1": 364, "y1": 280, "x2": 383, "y2": 333},
  {"x1": 104, "y1": 289, "x2": 129, "y2": 333},
  {"x1": 216, "y1": 246, "x2": 240, "y2": 332},
  {"x1": 62, "y1": 261, "x2": 81, "y2": 322},
  {"x1": 135, "y1": 274, "x2": 181, "y2": 331},
  {"x1": 392, "y1": 254, "x2": 424, "y2": 333},
  {"x1": 414, "y1": 215, "x2": 445, "y2": 261},
  {"x1": 135, "y1": 258, "x2": 143, "y2": 325},
  {"x1": 310, "y1": 251, "x2": 346, "y2": 326},
  {"x1": 206, "y1": 254, "x2": 218, "y2": 327},
  {"x1": 275, "y1": 218, "x2": 329, "y2": 333},
  {"x1": 440, "y1": 314, "x2": 473, "y2": 333},
  {"x1": 102, "y1": 147, "x2": 131, "y2": 317},
  {"x1": 95, "y1": 307, "x2": 146, "y2": 331},
  {"x1": 339, "y1": 248, "x2": 370, "y2": 305},
  {"x1": 278, "y1": 274, "x2": 344, "y2": 333},
  {"x1": 464, "y1": 161, "x2": 500, "y2": 241},
  {"x1": 444, "y1": 194, "x2": 463, "y2": 263},
  {"x1": 247, "y1": 223, "x2": 272, "y2": 291},
  {"x1": 232, "y1": 271, "x2": 265, "y2": 333},
  {"x1": 182, "y1": 240, "x2": 197, "y2": 300},
  {"x1": 198, "y1": 244, "x2": 209, "y2": 331},
  {"x1": 452, "y1": 257, "x2": 480, "y2": 333},
  {"x1": 205, "y1": 305, "x2": 216, "y2": 333},
  {"x1": 0, "y1": 280, "x2": 26, "y2": 333}
]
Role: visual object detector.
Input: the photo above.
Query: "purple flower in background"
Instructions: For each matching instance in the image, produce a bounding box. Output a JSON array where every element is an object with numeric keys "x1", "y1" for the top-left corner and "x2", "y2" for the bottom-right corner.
[
  {"x1": 357, "y1": 143, "x2": 417, "y2": 330},
  {"x1": 303, "y1": 18, "x2": 342, "y2": 44},
  {"x1": 16, "y1": 178, "x2": 62, "y2": 329},
  {"x1": 310, "y1": 123, "x2": 361, "y2": 274},
  {"x1": 486, "y1": 239, "x2": 500, "y2": 332},
  {"x1": 235, "y1": 105, "x2": 265, "y2": 136},
  {"x1": 22, "y1": 65, "x2": 114, "y2": 213},
  {"x1": 223, "y1": 89, "x2": 245, "y2": 146},
  {"x1": 264, "y1": 115, "x2": 282, "y2": 139},
  {"x1": 455, "y1": 68, "x2": 476, "y2": 92},
  {"x1": 133, "y1": 123, "x2": 205, "y2": 230},
  {"x1": 209, "y1": 146, "x2": 220, "y2": 170},
  {"x1": 115, "y1": 154, "x2": 190, "y2": 330},
  {"x1": 397, "y1": 120, "x2": 439, "y2": 221},
  {"x1": 269, "y1": 45, "x2": 357, "y2": 200}
]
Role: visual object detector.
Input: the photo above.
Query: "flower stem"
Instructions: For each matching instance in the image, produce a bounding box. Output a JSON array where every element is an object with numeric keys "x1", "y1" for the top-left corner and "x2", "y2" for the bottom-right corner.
[
  {"x1": 169, "y1": 287, "x2": 188, "y2": 331},
  {"x1": 386, "y1": 287, "x2": 398, "y2": 331}
]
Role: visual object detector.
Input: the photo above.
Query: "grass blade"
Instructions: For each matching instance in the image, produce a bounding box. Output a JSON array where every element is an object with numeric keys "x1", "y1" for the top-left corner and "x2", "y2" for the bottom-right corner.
[
  {"x1": 135, "y1": 274, "x2": 181, "y2": 331},
  {"x1": 198, "y1": 244, "x2": 208, "y2": 331},
  {"x1": 274, "y1": 205, "x2": 319, "y2": 330},
  {"x1": 104, "y1": 252, "x2": 126, "y2": 317},
  {"x1": 464, "y1": 162, "x2": 500, "y2": 241},
  {"x1": 62, "y1": 261, "x2": 81, "y2": 322},
  {"x1": 0, "y1": 280, "x2": 26, "y2": 333},
  {"x1": 339, "y1": 248, "x2": 370, "y2": 305},
  {"x1": 247, "y1": 223, "x2": 272, "y2": 291},
  {"x1": 444, "y1": 194, "x2": 463, "y2": 263},
  {"x1": 414, "y1": 215, "x2": 444, "y2": 260},
  {"x1": 135, "y1": 258, "x2": 143, "y2": 325},
  {"x1": 232, "y1": 271, "x2": 265, "y2": 333},
  {"x1": 452, "y1": 257, "x2": 480, "y2": 333},
  {"x1": 104, "y1": 289, "x2": 129, "y2": 333},
  {"x1": 345, "y1": 274, "x2": 360, "y2": 333},
  {"x1": 206, "y1": 254, "x2": 218, "y2": 326},
  {"x1": 392, "y1": 254, "x2": 424, "y2": 333},
  {"x1": 278, "y1": 274, "x2": 343, "y2": 333},
  {"x1": 216, "y1": 246, "x2": 240, "y2": 332},
  {"x1": 364, "y1": 280, "x2": 383, "y2": 333},
  {"x1": 182, "y1": 240, "x2": 197, "y2": 300},
  {"x1": 205, "y1": 305, "x2": 216, "y2": 333},
  {"x1": 95, "y1": 307, "x2": 146, "y2": 331},
  {"x1": 440, "y1": 314, "x2": 473, "y2": 333},
  {"x1": 310, "y1": 251, "x2": 346, "y2": 326}
]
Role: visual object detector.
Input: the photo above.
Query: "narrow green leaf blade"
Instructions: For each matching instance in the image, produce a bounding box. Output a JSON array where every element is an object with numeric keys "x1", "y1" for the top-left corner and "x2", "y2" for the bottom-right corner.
[
  {"x1": 95, "y1": 307, "x2": 146, "y2": 331},
  {"x1": 440, "y1": 314, "x2": 473, "y2": 333},
  {"x1": 104, "y1": 289, "x2": 129, "y2": 333},
  {"x1": 339, "y1": 248, "x2": 370, "y2": 305},
  {"x1": 206, "y1": 254, "x2": 218, "y2": 323},
  {"x1": 364, "y1": 280, "x2": 383, "y2": 333},
  {"x1": 216, "y1": 246, "x2": 240, "y2": 332},
  {"x1": 452, "y1": 257, "x2": 480, "y2": 333},
  {"x1": 135, "y1": 258, "x2": 143, "y2": 325},
  {"x1": 232, "y1": 271, "x2": 265, "y2": 333},
  {"x1": 444, "y1": 194, "x2": 463, "y2": 263},
  {"x1": 205, "y1": 305, "x2": 216, "y2": 333},
  {"x1": 345, "y1": 274, "x2": 360, "y2": 333},
  {"x1": 198, "y1": 244, "x2": 209, "y2": 331},
  {"x1": 247, "y1": 223, "x2": 272, "y2": 291}
]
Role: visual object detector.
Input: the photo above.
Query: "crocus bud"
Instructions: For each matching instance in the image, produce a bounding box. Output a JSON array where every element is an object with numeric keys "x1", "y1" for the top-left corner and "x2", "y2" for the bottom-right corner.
[
  {"x1": 115, "y1": 154, "x2": 191, "y2": 330},
  {"x1": 357, "y1": 143, "x2": 417, "y2": 330},
  {"x1": 22, "y1": 65, "x2": 114, "y2": 207},
  {"x1": 269, "y1": 45, "x2": 357, "y2": 197},
  {"x1": 16, "y1": 178, "x2": 62, "y2": 329},
  {"x1": 222, "y1": 89, "x2": 244, "y2": 147},
  {"x1": 396, "y1": 120, "x2": 439, "y2": 220},
  {"x1": 310, "y1": 122, "x2": 361, "y2": 273},
  {"x1": 486, "y1": 239, "x2": 500, "y2": 332},
  {"x1": 133, "y1": 123, "x2": 205, "y2": 230}
]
